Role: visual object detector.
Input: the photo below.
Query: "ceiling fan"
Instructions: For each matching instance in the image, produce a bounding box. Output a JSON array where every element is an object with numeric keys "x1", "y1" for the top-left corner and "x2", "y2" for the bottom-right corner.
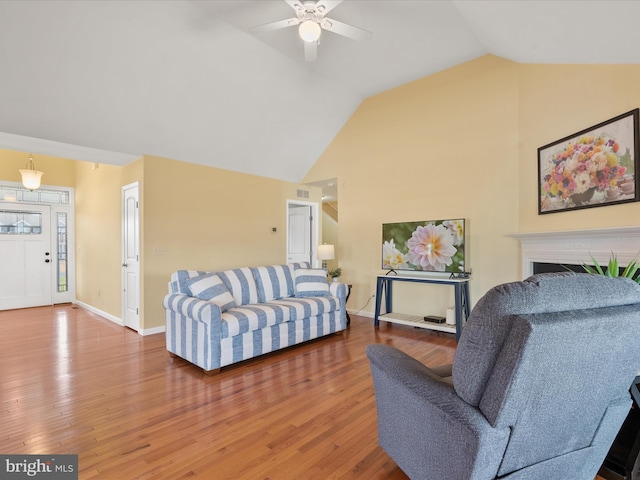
[{"x1": 249, "y1": 0, "x2": 372, "y2": 62}]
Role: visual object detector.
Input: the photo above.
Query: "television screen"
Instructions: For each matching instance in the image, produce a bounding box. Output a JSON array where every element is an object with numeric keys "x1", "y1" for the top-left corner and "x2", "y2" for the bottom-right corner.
[{"x1": 382, "y1": 219, "x2": 466, "y2": 273}]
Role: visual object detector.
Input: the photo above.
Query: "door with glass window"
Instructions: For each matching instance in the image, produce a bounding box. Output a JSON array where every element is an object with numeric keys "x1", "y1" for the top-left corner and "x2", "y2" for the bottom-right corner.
[{"x1": 0, "y1": 203, "x2": 52, "y2": 310}]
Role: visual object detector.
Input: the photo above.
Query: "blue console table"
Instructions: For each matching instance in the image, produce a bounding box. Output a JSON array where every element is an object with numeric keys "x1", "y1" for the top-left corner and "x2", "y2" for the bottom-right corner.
[{"x1": 374, "y1": 274, "x2": 471, "y2": 341}]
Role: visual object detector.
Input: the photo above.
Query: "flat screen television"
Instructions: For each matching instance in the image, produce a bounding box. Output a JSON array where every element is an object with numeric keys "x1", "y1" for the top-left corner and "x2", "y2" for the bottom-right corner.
[{"x1": 382, "y1": 218, "x2": 466, "y2": 274}]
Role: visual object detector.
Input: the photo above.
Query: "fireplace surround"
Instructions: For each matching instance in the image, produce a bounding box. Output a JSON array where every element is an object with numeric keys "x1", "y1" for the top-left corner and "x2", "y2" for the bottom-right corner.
[{"x1": 509, "y1": 226, "x2": 640, "y2": 279}]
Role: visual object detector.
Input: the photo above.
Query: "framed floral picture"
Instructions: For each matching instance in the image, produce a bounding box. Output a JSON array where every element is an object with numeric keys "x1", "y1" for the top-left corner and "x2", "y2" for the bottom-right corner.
[{"x1": 538, "y1": 108, "x2": 640, "y2": 214}]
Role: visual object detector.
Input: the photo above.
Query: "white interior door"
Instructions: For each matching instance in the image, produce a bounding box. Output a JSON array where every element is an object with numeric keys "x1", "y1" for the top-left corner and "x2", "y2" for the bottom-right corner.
[
  {"x1": 287, "y1": 203, "x2": 317, "y2": 265},
  {"x1": 122, "y1": 183, "x2": 140, "y2": 332},
  {"x1": 0, "y1": 203, "x2": 52, "y2": 310}
]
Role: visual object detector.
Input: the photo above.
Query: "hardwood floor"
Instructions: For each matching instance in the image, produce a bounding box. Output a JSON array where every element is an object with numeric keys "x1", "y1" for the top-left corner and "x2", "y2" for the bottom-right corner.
[{"x1": 0, "y1": 305, "x2": 608, "y2": 479}]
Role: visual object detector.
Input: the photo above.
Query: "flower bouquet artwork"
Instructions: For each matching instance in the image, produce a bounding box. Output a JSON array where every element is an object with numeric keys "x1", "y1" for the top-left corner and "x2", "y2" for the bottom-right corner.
[
  {"x1": 382, "y1": 219, "x2": 465, "y2": 273},
  {"x1": 538, "y1": 108, "x2": 640, "y2": 214}
]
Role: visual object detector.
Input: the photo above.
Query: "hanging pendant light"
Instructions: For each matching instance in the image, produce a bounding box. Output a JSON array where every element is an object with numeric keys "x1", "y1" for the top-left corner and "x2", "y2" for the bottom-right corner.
[{"x1": 19, "y1": 153, "x2": 44, "y2": 191}]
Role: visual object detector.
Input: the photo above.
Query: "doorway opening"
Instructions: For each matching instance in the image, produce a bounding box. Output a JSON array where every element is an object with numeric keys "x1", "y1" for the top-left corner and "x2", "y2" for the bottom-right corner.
[{"x1": 286, "y1": 200, "x2": 319, "y2": 267}]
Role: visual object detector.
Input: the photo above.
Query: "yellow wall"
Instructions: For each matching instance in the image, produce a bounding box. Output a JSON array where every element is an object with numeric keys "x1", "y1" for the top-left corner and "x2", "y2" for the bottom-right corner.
[
  {"x1": 141, "y1": 155, "x2": 321, "y2": 330},
  {"x1": 305, "y1": 56, "x2": 640, "y2": 318},
  {"x1": 0, "y1": 150, "x2": 76, "y2": 187},
  {"x1": 74, "y1": 161, "x2": 123, "y2": 317},
  {"x1": 305, "y1": 55, "x2": 521, "y2": 317},
  {"x1": 1, "y1": 151, "x2": 319, "y2": 333},
  {"x1": 518, "y1": 64, "x2": 640, "y2": 233},
  {"x1": 6, "y1": 56, "x2": 640, "y2": 329}
]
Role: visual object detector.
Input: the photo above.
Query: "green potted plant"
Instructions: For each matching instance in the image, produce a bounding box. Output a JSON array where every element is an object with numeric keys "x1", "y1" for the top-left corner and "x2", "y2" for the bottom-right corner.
[
  {"x1": 582, "y1": 253, "x2": 640, "y2": 283},
  {"x1": 327, "y1": 267, "x2": 342, "y2": 282}
]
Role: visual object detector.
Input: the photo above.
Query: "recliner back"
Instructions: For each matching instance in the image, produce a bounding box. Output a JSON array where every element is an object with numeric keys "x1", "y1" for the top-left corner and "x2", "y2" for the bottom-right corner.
[{"x1": 452, "y1": 272, "x2": 640, "y2": 476}]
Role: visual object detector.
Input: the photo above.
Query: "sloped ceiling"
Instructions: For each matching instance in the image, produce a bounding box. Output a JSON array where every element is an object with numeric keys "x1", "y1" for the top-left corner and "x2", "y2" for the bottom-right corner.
[{"x1": 1, "y1": 1, "x2": 639, "y2": 182}]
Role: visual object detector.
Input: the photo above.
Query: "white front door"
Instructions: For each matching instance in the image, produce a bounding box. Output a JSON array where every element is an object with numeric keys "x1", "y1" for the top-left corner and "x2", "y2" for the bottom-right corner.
[
  {"x1": 122, "y1": 183, "x2": 140, "y2": 332},
  {"x1": 0, "y1": 203, "x2": 52, "y2": 310},
  {"x1": 287, "y1": 203, "x2": 318, "y2": 265}
]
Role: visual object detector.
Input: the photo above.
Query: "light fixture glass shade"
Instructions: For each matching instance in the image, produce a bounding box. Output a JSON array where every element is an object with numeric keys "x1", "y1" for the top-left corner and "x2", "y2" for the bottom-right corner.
[
  {"x1": 299, "y1": 20, "x2": 321, "y2": 42},
  {"x1": 19, "y1": 154, "x2": 44, "y2": 191},
  {"x1": 317, "y1": 244, "x2": 335, "y2": 261}
]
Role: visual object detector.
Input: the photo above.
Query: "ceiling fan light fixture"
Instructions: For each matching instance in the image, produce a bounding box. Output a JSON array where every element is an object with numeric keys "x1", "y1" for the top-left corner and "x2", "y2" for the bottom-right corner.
[{"x1": 299, "y1": 20, "x2": 321, "y2": 42}]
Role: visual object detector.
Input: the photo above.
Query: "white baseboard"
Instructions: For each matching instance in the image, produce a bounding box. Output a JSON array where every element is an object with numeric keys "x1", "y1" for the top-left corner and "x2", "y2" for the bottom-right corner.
[
  {"x1": 74, "y1": 300, "x2": 123, "y2": 326},
  {"x1": 72, "y1": 301, "x2": 165, "y2": 336},
  {"x1": 140, "y1": 325, "x2": 165, "y2": 336}
]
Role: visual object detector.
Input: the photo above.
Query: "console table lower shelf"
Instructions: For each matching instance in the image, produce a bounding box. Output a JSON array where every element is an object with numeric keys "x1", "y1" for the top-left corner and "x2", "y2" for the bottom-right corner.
[
  {"x1": 377, "y1": 312, "x2": 457, "y2": 334},
  {"x1": 374, "y1": 274, "x2": 470, "y2": 341}
]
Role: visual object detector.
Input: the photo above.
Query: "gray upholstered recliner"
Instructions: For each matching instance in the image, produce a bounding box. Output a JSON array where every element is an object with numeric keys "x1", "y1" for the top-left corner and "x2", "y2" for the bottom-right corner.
[{"x1": 367, "y1": 272, "x2": 640, "y2": 480}]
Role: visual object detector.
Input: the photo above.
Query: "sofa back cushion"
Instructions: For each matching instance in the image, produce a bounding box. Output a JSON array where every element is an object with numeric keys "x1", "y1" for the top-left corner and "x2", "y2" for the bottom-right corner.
[
  {"x1": 170, "y1": 270, "x2": 207, "y2": 295},
  {"x1": 290, "y1": 261, "x2": 311, "y2": 270},
  {"x1": 185, "y1": 273, "x2": 236, "y2": 312},
  {"x1": 294, "y1": 268, "x2": 330, "y2": 297},
  {"x1": 218, "y1": 267, "x2": 259, "y2": 306},
  {"x1": 252, "y1": 264, "x2": 295, "y2": 303}
]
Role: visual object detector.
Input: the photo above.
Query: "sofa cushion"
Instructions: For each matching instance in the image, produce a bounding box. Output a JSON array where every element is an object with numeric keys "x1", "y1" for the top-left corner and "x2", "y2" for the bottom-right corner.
[
  {"x1": 221, "y1": 296, "x2": 340, "y2": 338},
  {"x1": 253, "y1": 264, "x2": 295, "y2": 303},
  {"x1": 294, "y1": 268, "x2": 330, "y2": 297},
  {"x1": 218, "y1": 267, "x2": 259, "y2": 306},
  {"x1": 221, "y1": 303, "x2": 291, "y2": 337},
  {"x1": 290, "y1": 261, "x2": 311, "y2": 270},
  {"x1": 271, "y1": 296, "x2": 339, "y2": 320},
  {"x1": 170, "y1": 269, "x2": 208, "y2": 295},
  {"x1": 185, "y1": 273, "x2": 236, "y2": 312}
]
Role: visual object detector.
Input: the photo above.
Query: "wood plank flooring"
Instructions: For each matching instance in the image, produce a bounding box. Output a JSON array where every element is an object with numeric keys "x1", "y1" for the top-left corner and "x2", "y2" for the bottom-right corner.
[{"x1": 0, "y1": 305, "x2": 607, "y2": 479}]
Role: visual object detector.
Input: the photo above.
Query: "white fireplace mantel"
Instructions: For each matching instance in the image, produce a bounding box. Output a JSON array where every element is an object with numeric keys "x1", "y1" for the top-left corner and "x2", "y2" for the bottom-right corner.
[{"x1": 508, "y1": 226, "x2": 640, "y2": 279}]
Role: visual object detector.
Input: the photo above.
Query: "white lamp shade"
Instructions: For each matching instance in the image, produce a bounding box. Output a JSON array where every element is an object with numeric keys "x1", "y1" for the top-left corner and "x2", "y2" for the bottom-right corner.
[
  {"x1": 299, "y1": 20, "x2": 321, "y2": 42},
  {"x1": 19, "y1": 168, "x2": 44, "y2": 191},
  {"x1": 317, "y1": 244, "x2": 335, "y2": 261}
]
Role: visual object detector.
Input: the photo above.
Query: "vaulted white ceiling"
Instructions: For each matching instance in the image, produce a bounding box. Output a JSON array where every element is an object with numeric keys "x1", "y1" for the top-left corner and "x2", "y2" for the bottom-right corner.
[{"x1": 1, "y1": 1, "x2": 639, "y2": 182}]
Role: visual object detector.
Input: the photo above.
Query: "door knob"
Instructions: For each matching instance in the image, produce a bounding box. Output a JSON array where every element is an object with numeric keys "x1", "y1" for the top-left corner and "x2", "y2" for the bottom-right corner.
[
  {"x1": 45, "y1": 259, "x2": 50, "y2": 263},
  {"x1": 122, "y1": 263, "x2": 128, "y2": 267}
]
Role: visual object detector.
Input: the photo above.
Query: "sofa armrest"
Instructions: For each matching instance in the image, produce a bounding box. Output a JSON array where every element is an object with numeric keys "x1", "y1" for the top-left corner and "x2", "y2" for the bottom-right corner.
[
  {"x1": 366, "y1": 344, "x2": 509, "y2": 480},
  {"x1": 163, "y1": 293, "x2": 222, "y2": 328},
  {"x1": 329, "y1": 281, "x2": 347, "y2": 300}
]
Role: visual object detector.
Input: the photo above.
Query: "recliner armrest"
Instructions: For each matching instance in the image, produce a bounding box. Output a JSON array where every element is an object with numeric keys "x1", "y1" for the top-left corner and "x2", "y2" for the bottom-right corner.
[{"x1": 366, "y1": 344, "x2": 510, "y2": 480}]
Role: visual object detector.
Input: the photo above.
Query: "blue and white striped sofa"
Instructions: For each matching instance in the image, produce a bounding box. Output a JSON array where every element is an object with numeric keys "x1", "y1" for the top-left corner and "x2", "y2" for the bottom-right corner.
[{"x1": 163, "y1": 263, "x2": 348, "y2": 374}]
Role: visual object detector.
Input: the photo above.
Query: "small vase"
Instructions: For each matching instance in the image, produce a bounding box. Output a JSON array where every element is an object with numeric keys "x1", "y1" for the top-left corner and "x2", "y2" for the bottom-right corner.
[{"x1": 332, "y1": 277, "x2": 339, "y2": 283}]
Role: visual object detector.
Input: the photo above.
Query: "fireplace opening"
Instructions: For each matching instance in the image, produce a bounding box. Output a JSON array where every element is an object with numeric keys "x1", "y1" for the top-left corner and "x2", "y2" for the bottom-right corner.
[
  {"x1": 533, "y1": 262, "x2": 631, "y2": 276},
  {"x1": 533, "y1": 262, "x2": 584, "y2": 275}
]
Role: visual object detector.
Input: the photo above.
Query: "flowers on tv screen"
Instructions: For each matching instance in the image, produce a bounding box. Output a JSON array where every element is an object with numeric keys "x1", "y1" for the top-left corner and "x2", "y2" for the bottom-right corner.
[{"x1": 382, "y1": 219, "x2": 464, "y2": 272}]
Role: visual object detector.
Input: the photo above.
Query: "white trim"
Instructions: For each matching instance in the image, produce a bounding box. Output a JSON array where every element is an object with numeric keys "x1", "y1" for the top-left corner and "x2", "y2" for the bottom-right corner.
[
  {"x1": 121, "y1": 181, "x2": 141, "y2": 332},
  {"x1": 74, "y1": 300, "x2": 164, "y2": 336},
  {"x1": 140, "y1": 325, "x2": 165, "y2": 336},
  {"x1": 286, "y1": 199, "x2": 320, "y2": 267},
  {"x1": 74, "y1": 300, "x2": 123, "y2": 326},
  {"x1": 0, "y1": 180, "x2": 75, "y2": 306},
  {"x1": 508, "y1": 226, "x2": 640, "y2": 279}
]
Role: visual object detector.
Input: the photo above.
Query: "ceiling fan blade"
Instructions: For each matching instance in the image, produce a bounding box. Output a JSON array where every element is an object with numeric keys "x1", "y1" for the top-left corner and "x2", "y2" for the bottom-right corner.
[
  {"x1": 320, "y1": 17, "x2": 372, "y2": 42},
  {"x1": 249, "y1": 17, "x2": 300, "y2": 35},
  {"x1": 285, "y1": 0, "x2": 305, "y2": 13},
  {"x1": 315, "y1": 0, "x2": 343, "y2": 16},
  {"x1": 304, "y1": 40, "x2": 317, "y2": 62}
]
